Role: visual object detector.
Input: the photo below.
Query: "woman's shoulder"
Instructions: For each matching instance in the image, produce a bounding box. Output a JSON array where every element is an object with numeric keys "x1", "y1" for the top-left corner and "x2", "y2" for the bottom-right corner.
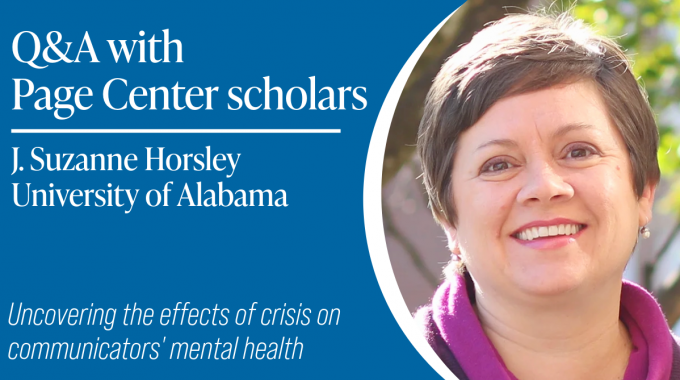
[
  {"x1": 673, "y1": 334, "x2": 680, "y2": 380},
  {"x1": 413, "y1": 304, "x2": 469, "y2": 380},
  {"x1": 413, "y1": 305, "x2": 436, "y2": 344}
]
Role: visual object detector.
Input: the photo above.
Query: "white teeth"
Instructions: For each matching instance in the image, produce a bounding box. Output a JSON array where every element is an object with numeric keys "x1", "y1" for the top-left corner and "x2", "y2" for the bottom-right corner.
[{"x1": 515, "y1": 223, "x2": 583, "y2": 240}]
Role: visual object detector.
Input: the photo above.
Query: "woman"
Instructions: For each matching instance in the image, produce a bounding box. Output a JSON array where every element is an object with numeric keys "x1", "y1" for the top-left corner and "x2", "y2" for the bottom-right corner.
[{"x1": 414, "y1": 12, "x2": 680, "y2": 380}]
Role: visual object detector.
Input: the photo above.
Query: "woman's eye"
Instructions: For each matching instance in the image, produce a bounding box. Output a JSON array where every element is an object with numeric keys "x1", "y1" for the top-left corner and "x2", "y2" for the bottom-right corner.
[
  {"x1": 565, "y1": 144, "x2": 598, "y2": 159},
  {"x1": 481, "y1": 160, "x2": 514, "y2": 174}
]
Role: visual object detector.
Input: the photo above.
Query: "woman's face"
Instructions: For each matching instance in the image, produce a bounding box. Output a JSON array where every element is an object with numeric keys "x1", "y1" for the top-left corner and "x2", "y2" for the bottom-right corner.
[{"x1": 449, "y1": 80, "x2": 655, "y2": 297}]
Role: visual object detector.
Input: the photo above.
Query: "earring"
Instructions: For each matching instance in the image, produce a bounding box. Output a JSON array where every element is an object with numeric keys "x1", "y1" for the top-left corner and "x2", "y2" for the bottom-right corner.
[
  {"x1": 640, "y1": 217, "x2": 651, "y2": 239},
  {"x1": 640, "y1": 226, "x2": 651, "y2": 239}
]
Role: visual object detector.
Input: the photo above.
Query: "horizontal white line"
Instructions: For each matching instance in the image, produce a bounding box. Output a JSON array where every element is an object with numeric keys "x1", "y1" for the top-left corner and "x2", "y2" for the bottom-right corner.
[{"x1": 11, "y1": 129, "x2": 341, "y2": 134}]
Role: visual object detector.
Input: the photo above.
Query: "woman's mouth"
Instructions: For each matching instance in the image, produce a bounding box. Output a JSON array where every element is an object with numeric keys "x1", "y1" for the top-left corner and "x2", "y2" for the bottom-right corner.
[{"x1": 513, "y1": 224, "x2": 586, "y2": 241}]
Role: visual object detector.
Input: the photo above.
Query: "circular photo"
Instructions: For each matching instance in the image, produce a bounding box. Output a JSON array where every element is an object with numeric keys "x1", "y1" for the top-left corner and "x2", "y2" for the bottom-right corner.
[{"x1": 381, "y1": 1, "x2": 680, "y2": 379}]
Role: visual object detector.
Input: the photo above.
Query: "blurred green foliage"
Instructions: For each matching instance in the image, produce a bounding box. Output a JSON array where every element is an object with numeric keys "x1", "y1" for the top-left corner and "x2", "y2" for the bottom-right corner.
[{"x1": 574, "y1": 0, "x2": 680, "y2": 212}]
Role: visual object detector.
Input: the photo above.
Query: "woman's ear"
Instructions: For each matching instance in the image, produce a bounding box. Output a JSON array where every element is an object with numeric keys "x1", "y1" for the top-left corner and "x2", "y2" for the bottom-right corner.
[
  {"x1": 638, "y1": 181, "x2": 657, "y2": 227},
  {"x1": 443, "y1": 223, "x2": 461, "y2": 258}
]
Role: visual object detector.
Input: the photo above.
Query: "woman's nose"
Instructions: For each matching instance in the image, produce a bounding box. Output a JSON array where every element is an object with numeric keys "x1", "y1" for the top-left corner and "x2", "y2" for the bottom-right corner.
[{"x1": 516, "y1": 162, "x2": 574, "y2": 204}]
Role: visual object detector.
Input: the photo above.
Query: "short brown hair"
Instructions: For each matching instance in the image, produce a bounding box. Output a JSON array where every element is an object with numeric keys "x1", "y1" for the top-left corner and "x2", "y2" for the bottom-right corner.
[{"x1": 417, "y1": 12, "x2": 660, "y2": 227}]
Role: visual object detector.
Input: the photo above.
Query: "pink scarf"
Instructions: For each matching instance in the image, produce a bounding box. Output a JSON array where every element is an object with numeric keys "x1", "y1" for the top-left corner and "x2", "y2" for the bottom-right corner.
[{"x1": 431, "y1": 273, "x2": 674, "y2": 380}]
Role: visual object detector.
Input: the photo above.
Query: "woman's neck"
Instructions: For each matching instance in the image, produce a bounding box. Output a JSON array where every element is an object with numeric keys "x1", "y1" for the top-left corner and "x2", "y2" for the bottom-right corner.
[{"x1": 474, "y1": 280, "x2": 632, "y2": 380}]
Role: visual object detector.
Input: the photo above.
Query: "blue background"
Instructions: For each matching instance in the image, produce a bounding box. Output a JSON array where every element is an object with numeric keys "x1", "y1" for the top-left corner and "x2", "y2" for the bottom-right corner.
[{"x1": 1, "y1": 0, "x2": 463, "y2": 378}]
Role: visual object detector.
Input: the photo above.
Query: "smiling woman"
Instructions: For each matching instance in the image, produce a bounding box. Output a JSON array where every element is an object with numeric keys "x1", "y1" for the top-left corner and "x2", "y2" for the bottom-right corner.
[
  {"x1": 413, "y1": 12, "x2": 679, "y2": 380},
  {"x1": 452, "y1": 81, "x2": 649, "y2": 297}
]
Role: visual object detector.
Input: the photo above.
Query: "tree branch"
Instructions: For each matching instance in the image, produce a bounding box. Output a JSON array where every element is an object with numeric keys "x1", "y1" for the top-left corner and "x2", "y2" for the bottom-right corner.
[{"x1": 382, "y1": 198, "x2": 439, "y2": 287}]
